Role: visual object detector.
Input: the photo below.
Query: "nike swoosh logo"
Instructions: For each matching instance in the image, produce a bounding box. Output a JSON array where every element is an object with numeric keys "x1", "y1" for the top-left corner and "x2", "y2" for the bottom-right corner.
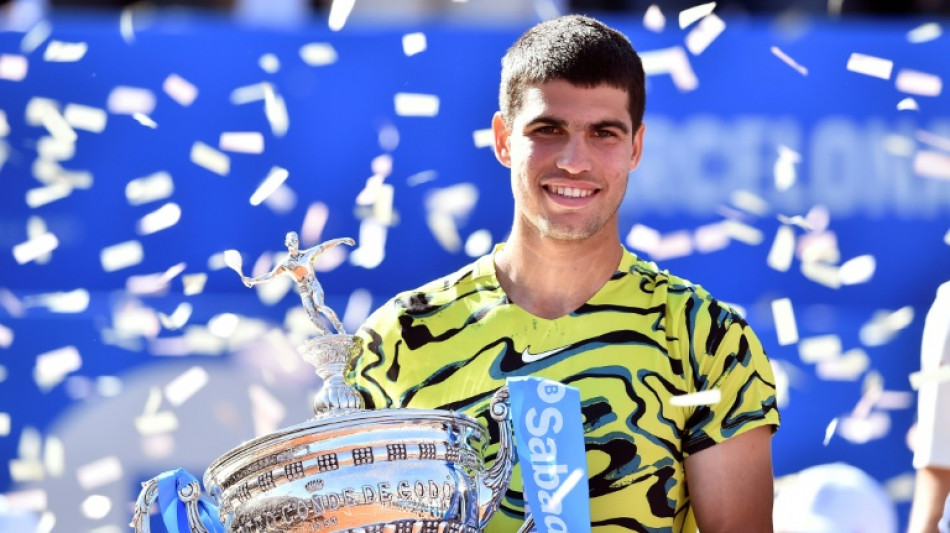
[{"x1": 521, "y1": 346, "x2": 566, "y2": 363}]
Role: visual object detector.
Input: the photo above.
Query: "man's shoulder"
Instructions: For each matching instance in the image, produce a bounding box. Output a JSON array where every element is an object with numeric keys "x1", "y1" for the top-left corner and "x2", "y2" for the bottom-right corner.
[
  {"x1": 621, "y1": 252, "x2": 743, "y2": 319},
  {"x1": 369, "y1": 257, "x2": 490, "y2": 318}
]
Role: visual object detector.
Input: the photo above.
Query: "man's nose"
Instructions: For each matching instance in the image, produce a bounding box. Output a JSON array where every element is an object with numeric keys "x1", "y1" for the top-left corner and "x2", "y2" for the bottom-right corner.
[{"x1": 556, "y1": 136, "x2": 593, "y2": 174}]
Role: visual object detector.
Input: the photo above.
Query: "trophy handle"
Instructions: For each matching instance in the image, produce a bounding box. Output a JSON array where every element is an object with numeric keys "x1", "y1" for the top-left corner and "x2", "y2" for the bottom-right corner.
[
  {"x1": 478, "y1": 385, "x2": 514, "y2": 530},
  {"x1": 130, "y1": 477, "x2": 212, "y2": 533}
]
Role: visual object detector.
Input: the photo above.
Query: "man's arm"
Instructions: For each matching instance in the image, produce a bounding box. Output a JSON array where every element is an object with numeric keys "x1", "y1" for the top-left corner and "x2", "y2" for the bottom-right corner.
[
  {"x1": 685, "y1": 425, "x2": 774, "y2": 532},
  {"x1": 908, "y1": 466, "x2": 950, "y2": 533}
]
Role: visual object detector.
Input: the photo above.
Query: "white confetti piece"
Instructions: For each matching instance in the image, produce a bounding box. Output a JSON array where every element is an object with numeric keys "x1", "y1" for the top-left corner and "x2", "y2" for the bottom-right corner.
[
  {"x1": 465, "y1": 229, "x2": 493, "y2": 258},
  {"x1": 137, "y1": 202, "x2": 181, "y2": 235},
  {"x1": 250, "y1": 384, "x2": 285, "y2": 437},
  {"x1": 230, "y1": 82, "x2": 268, "y2": 104},
  {"x1": 770, "y1": 46, "x2": 808, "y2": 76},
  {"x1": 223, "y1": 250, "x2": 244, "y2": 275},
  {"x1": 263, "y1": 183, "x2": 296, "y2": 214},
  {"x1": 135, "y1": 411, "x2": 179, "y2": 435},
  {"x1": 860, "y1": 306, "x2": 914, "y2": 346},
  {"x1": 917, "y1": 129, "x2": 950, "y2": 151},
  {"x1": 208, "y1": 313, "x2": 240, "y2": 338},
  {"x1": 0, "y1": 412, "x2": 9, "y2": 436},
  {"x1": 640, "y1": 46, "x2": 698, "y2": 92},
  {"x1": 373, "y1": 183, "x2": 395, "y2": 226},
  {"x1": 250, "y1": 166, "x2": 289, "y2": 206},
  {"x1": 21, "y1": 20, "x2": 51, "y2": 54},
  {"x1": 0, "y1": 323, "x2": 12, "y2": 348},
  {"x1": 106, "y1": 86, "x2": 156, "y2": 115},
  {"x1": 164, "y1": 366, "x2": 209, "y2": 407},
  {"x1": 263, "y1": 84, "x2": 289, "y2": 137},
  {"x1": 427, "y1": 212, "x2": 461, "y2": 253},
  {"x1": 23, "y1": 289, "x2": 90, "y2": 313},
  {"x1": 909, "y1": 364, "x2": 950, "y2": 390},
  {"x1": 473, "y1": 128, "x2": 493, "y2": 148},
  {"x1": 163, "y1": 74, "x2": 198, "y2": 106},
  {"x1": 101, "y1": 240, "x2": 143, "y2": 272},
  {"x1": 817, "y1": 348, "x2": 869, "y2": 381},
  {"x1": 3, "y1": 489, "x2": 47, "y2": 511},
  {"x1": 182, "y1": 273, "x2": 207, "y2": 295},
  {"x1": 798, "y1": 334, "x2": 841, "y2": 363},
  {"x1": 730, "y1": 190, "x2": 769, "y2": 216},
  {"x1": 24, "y1": 97, "x2": 57, "y2": 126},
  {"x1": 0, "y1": 110, "x2": 8, "y2": 137},
  {"x1": 63, "y1": 103, "x2": 107, "y2": 133},
  {"x1": 327, "y1": 0, "x2": 355, "y2": 31},
  {"x1": 774, "y1": 145, "x2": 800, "y2": 191},
  {"x1": 651, "y1": 231, "x2": 694, "y2": 261},
  {"x1": 132, "y1": 113, "x2": 157, "y2": 128},
  {"x1": 13, "y1": 232, "x2": 59, "y2": 265},
  {"x1": 875, "y1": 390, "x2": 913, "y2": 410},
  {"x1": 125, "y1": 262, "x2": 186, "y2": 296},
  {"x1": 341, "y1": 289, "x2": 373, "y2": 333},
  {"x1": 896, "y1": 69, "x2": 942, "y2": 97},
  {"x1": 34, "y1": 346, "x2": 81, "y2": 391},
  {"x1": 407, "y1": 170, "x2": 437, "y2": 186},
  {"x1": 259, "y1": 53, "x2": 280, "y2": 73},
  {"x1": 300, "y1": 42, "x2": 338, "y2": 67},
  {"x1": 219, "y1": 131, "x2": 264, "y2": 153},
  {"x1": 685, "y1": 13, "x2": 725, "y2": 55},
  {"x1": 43, "y1": 40, "x2": 87, "y2": 62},
  {"x1": 301, "y1": 202, "x2": 329, "y2": 245},
  {"x1": 897, "y1": 97, "x2": 919, "y2": 111},
  {"x1": 81, "y1": 495, "x2": 112, "y2": 520},
  {"x1": 693, "y1": 222, "x2": 730, "y2": 254},
  {"x1": 907, "y1": 22, "x2": 941, "y2": 43},
  {"x1": 0, "y1": 54, "x2": 28, "y2": 81},
  {"x1": 643, "y1": 4, "x2": 665, "y2": 32},
  {"x1": 913, "y1": 150, "x2": 950, "y2": 180},
  {"x1": 846, "y1": 52, "x2": 893, "y2": 80},
  {"x1": 721, "y1": 219, "x2": 763, "y2": 245},
  {"x1": 679, "y1": 2, "x2": 716, "y2": 29},
  {"x1": 126, "y1": 171, "x2": 173, "y2": 205},
  {"x1": 771, "y1": 298, "x2": 798, "y2": 346},
  {"x1": 191, "y1": 141, "x2": 230, "y2": 176},
  {"x1": 76, "y1": 456, "x2": 123, "y2": 490},
  {"x1": 945, "y1": 227, "x2": 950, "y2": 246},
  {"x1": 838, "y1": 412, "x2": 890, "y2": 444},
  {"x1": 349, "y1": 220, "x2": 387, "y2": 269},
  {"x1": 884, "y1": 472, "x2": 916, "y2": 503},
  {"x1": 43, "y1": 436, "x2": 64, "y2": 477},
  {"x1": 823, "y1": 417, "x2": 838, "y2": 445},
  {"x1": 120, "y1": 6, "x2": 135, "y2": 44},
  {"x1": 9, "y1": 458, "x2": 43, "y2": 482},
  {"x1": 402, "y1": 32, "x2": 427, "y2": 56},
  {"x1": 36, "y1": 135, "x2": 75, "y2": 161},
  {"x1": 395, "y1": 93, "x2": 440, "y2": 117},
  {"x1": 97, "y1": 376, "x2": 123, "y2": 397},
  {"x1": 839, "y1": 254, "x2": 875, "y2": 285},
  {"x1": 670, "y1": 389, "x2": 721, "y2": 406},
  {"x1": 159, "y1": 302, "x2": 193, "y2": 331},
  {"x1": 626, "y1": 223, "x2": 661, "y2": 252},
  {"x1": 767, "y1": 225, "x2": 795, "y2": 272}
]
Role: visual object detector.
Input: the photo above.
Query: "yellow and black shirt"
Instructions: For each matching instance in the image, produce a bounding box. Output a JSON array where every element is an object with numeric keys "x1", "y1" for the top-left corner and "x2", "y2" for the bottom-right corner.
[{"x1": 347, "y1": 244, "x2": 780, "y2": 532}]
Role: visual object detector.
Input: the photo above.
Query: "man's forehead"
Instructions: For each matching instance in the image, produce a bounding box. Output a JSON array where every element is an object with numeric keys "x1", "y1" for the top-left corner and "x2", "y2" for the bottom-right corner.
[{"x1": 516, "y1": 82, "x2": 632, "y2": 126}]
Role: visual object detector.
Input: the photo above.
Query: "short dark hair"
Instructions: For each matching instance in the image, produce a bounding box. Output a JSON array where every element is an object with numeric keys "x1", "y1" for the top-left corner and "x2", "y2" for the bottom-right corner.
[{"x1": 499, "y1": 15, "x2": 646, "y2": 129}]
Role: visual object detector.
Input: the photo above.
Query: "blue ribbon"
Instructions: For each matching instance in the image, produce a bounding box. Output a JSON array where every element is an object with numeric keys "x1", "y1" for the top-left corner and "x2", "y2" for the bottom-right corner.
[
  {"x1": 154, "y1": 468, "x2": 223, "y2": 533},
  {"x1": 507, "y1": 377, "x2": 591, "y2": 533}
]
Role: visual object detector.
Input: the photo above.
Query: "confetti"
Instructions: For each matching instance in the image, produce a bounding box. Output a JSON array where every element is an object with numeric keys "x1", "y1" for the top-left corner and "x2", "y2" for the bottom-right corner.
[
  {"x1": 914, "y1": 150, "x2": 950, "y2": 180},
  {"x1": 327, "y1": 0, "x2": 355, "y2": 31},
  {"x1": 36, "y1": 135, "x2": 75, "y2": 161},
  {"x1": 884, "y1": 472, "x2": 916, "y2": 503},
  {"x1": 301, "y1": 202, "x2": 329, "y2": 245},
  {"x1": 465, "y1": 229, "x2": 493, "y2": 258},
  {"x1": 670, "y1": 389, "x2": 721, "y2": 406},
  {"x1": 21, "y1": 20, "x2": 51, "y2": 54},
  {"x1": 823, "y1": 417, "x2": 838, "y2": 445},
  {"x1": 472, "y1": 128, "x2": 493, "y2": 148},
  {"x1": 63, "y1": 103, "x2": 107, "y2": 133},
  {"x1": 373, "y1": 183, "x2": 395, "y2": 226},
  {"x1": 626, "y1": 223, "x2": 661, "y2": 252},
  {"x1": 777, "y1": 214, "x2": 812, "y2": 231},
  {"x1": 798, "y1": 232, "x2": 840, "y2": 264},
  {"x1": 34, "y1": 346, "x2": 82, "y2": 391},
  {"x1": 119, "y1": 6, "x2": 135, "y2": 44},
  {"x1": 798, "y1": 334, "x2": 841, "y2": 363},
  {"x1": 163, "y1": 366, "x2": 209, "y2": 407},
  {"x1": 896, "y1": 69, "x2": 942, "y2": 97},
  {"x1": 222, "y1": 250, "x2": 244, "y2": 275},
  {"x1": 132, "y1": 113, "x2": 157, "y2": 128},
  {"x1": 897, "y1": 97, "x2": 919, "y2": 111},
  {"x1": 349, "y1": 220, "x2": 387, "y2": 269},
  {"x1": 0, "y1": 412, "x2": 9, "y2": 436},
  {"x1": 640, "y1": 46, "x2": 698, "y2": 92},
  {"x1": 208, "y1": 313, "x2": 240, "y2": 338},
  {"x1": 692, "y1": 222, "x2": 730, "y2": 254},
  {"x1": 0, "y1": 110, "x2": 8, "y2": 137},
  {"x1": 159, "y1": 302, "x2": 192, "y2": 330},
  {"x1": 81, "y1": 495, "x2": 112, "y2": 520},
  {"x1": 100, "y1": 240, "x2": 144, "y2": 272},
  {"x1": 250, "y1": 166, "x2": 290, "y2": 206},
  {"x1": 945, "y1": 228, "x2": 950, "y2": 246},
  {"x1": 395, "y1": 93, "x2": 440, "y2": 117},
  {"x1": 771, "y1": 298, "x2": 799, "y2": 345},
  {"x1": 909, "y1": 364, "x2": 950, "y2": 390},
  {"x1": 907, "y1": 22, "x2": 941, "y2": 43},
  {"x1": 846, "y1": 52, "x2": 893, "y2": 80},
  {"x1": 679, "y1": 2, "x2": 716, "y2": 29},
  {"x1": 875, "y1": 390, "x2": 913, "y2": 410},
  {"x1": 0, "y1": 323, "x2": 12, "y2": 348},
  {"x1": 774, "y1": 145, "x2": 800, "y2": 191},
  {"x1": 766, "y1": 225, "x2": 795, "y2": 272},
  {"x1": 259, "y1": 53, "x2": 280, "y2": 73},
  {"x1": 134, "y1": 411, "x2": 179, "y2": 435},
  {"x1": 300, "y1": 42, "x2": 338, "y2": 67},
  {"x1": 13, "y1": 232, "x2": 59, "y2": 265},
  {"x1": 651, "y1": 231, "x2": 694, "y2": 261},
  {"x1": 770, "y1": 46, "x2": 808, "y2": 76},
  {"x1": 191, "y1": 141, "x2": 230, "y2": 176},
  {"x1": 126, "y1": 171, "x2": 174, "y2": 205},
  {"x1": 685, "y1": 13, "x2": 725, "y2": 55},
  {"x1": 136, "y1": 202, "x2": 181, "y2": 235},
  {"x1": 341, "y1": 289, "x2": 373, "y2": 333},
  {"x1": 263, "y1": 83, "x2": 289, "y2": 137},
  {"x1": 730, "y1": 190, "x2": 769, "y2": 215},
  {"x1": 402, "y1": 32, "x2": 427, "y2": 56},
  {"x1": 916, "y1": 129, "x2": 950, "y2": 151},
  {"x1": 643, "y1": 4, "x2": 665, "y2": 32},
  {"x1": 230, "y1": 82, "x2": 268, "y2": 104},
  {"x1": 837, "y1": 412, "x2": 890, "y2": 444},
  {"x1": 407, "y1": 170, "x2": 437, "y2": 186},
  {"x1": 3, "y1": 488, "x2": 47, "y2": 511},
  {"x1": 0, "y1": 54, "x2": 28, "y2": 81},
  {"x1": 126, "y1": 262, "x2": 186, "y2": 295},
  {"x1": 23, "y1": 289, "x2": 90, "y2": 313},
  {"x1": 839, "y1": 254, "x2": 875, "y2": 285},
  {"x1": 860, "y1": 306, "x2": 914, "y2": 346},
  {"x1": 76, "y1": 456, "x2": 123, "y2": 490},
  {"x1": 44, "y1": 40, "x2": 88, "y2": 62},
  {"x1": 250, "y1": 384, "x2": 286, "y2": 437},
  {"x1": 182, "y1": 273, "x2": 207, "y2": 295},
  {"x1": 817, "y1": 348, "x2": 869, "y2": 381},
  {"x1": 106, "y1": 86, "x2": 156, "y2": 115},
  {"x1": 263, "y1": 184, "x2": 296, "y2": 214},
  {"x1": 721, "y1": 219, "x2": 763, "y2": 245},
  {"x1": 219, "y1": 131, "x2": 264, "y2": 154},
  {"x1": 43, "y1": 435, "x2": 64, "y2": 477},
  {"x1": 163, "y1": 74, "x2": 198, "y2": 106}
]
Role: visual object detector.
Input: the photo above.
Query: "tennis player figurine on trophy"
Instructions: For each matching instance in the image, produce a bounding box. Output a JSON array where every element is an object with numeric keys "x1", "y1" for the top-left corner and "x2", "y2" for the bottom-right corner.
[{"x1": 131, "y1": 233, "x2": 515, "y2": 533}]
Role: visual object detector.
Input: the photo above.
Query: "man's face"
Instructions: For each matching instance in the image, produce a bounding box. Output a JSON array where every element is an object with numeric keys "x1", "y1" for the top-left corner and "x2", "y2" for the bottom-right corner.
[
  {"x1": 285, "y1": 232, "x2": 299, "y2": 251},
  {"x1": 493, "y1": 80, "x2": 644, "y2": 242}
]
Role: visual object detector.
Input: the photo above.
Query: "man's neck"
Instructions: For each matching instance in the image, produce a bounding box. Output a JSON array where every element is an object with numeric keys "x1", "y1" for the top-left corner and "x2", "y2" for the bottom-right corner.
[{"x1": 494, "y1": 229, "x2": 623, "y2": 320}]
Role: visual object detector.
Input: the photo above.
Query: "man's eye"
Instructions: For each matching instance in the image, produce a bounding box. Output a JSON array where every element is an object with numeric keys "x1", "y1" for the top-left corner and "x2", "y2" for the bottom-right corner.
[
  {"x1": 534, "y1": 126, "x2": 559, "y2": 134},
  {"x1": 594, "y1": 130, "x2": 617, "y2": 138}
]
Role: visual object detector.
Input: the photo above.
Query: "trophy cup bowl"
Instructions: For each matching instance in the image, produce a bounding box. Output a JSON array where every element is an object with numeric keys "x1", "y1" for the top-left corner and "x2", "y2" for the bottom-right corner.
[{"x1": 131, "y1": 236, "x2": 514, "y2": 533}]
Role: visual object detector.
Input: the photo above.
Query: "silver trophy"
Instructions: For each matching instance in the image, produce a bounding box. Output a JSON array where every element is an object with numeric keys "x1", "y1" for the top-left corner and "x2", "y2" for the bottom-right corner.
[{"x1": 131, "y1": 233, "x2": 514, "y2": 533}]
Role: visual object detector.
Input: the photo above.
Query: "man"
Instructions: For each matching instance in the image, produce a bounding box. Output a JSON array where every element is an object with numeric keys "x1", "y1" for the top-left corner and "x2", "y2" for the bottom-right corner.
[
  {"x1": 241, "y1": 231, "x2": 354, "y2": 335},
  {"x1": 348, "y1": 15, "x2": 779, "y2": 532}
]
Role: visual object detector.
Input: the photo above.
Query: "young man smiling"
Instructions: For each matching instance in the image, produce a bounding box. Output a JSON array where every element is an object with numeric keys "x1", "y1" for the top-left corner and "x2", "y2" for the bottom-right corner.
[{"x1": 348, "y1": 14, "x2": 780, "y2": 532}]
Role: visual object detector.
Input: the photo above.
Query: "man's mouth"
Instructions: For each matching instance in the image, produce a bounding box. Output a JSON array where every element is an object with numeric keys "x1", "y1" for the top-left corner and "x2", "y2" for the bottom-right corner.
[{"x1": 545, "y1": 185, "x2": 597, "y2": 198}]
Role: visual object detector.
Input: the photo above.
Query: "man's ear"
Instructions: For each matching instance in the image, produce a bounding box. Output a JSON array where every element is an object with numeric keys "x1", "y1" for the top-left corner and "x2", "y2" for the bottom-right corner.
[
  {"x1": 629, "y1": 122, "x2": 646, "y2": 172},
  {"x1": 492, "y1": 112, "x2": 512, "y2": 168}
]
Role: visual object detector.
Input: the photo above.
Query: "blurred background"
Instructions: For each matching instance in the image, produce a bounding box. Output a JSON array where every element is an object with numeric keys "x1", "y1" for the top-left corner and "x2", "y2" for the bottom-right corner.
[{"x1": 0, "y1": 0, "x2": 948, "y2": 531}]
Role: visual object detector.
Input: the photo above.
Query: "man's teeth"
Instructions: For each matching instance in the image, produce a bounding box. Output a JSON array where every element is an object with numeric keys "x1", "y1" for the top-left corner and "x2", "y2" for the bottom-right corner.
[{"x1": 549, "y1": 186, "x2": 594, "y2": 198}]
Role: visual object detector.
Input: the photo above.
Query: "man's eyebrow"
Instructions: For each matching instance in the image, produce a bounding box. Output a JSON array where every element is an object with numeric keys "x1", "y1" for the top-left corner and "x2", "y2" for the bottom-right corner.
[
  {"x1": 524, "y1": 116, "x2": 630, "y2": 135},
  {"x1": 591, "y1": 120, "x2": 630, "y2": 134},
  {"x1": 524, "y1": 115, "x2": 567, "y2": 128}
]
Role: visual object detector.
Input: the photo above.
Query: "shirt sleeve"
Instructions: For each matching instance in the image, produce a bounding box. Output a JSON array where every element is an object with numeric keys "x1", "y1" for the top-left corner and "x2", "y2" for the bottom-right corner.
[
  {"x1": 681, "y1": 296, "x2": 781, "y2": 456},
  {"x1": 914, "y1": 281, "x2": 950, "y2": 469}
]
